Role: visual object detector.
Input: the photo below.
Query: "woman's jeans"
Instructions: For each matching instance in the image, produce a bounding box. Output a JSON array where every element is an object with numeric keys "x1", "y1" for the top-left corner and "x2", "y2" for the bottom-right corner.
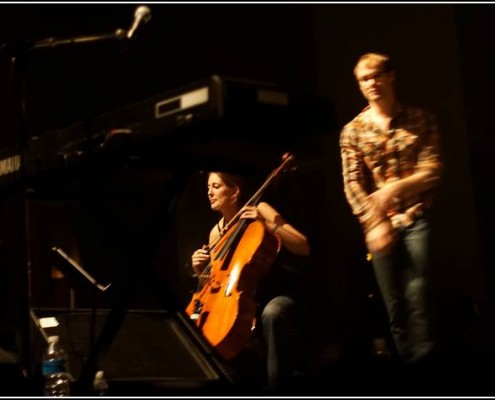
[
  {"x1": 261, "y1": 295, "x2": 300, "y2": 391},
  {"x1": 371, "y1": 217, "x2": 435, "y2": 363}
]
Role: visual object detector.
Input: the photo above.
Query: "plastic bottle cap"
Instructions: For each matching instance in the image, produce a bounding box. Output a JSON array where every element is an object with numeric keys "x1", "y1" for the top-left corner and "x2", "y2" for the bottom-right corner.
[{"x1": 47, "y1": 336, "x2": 59, "y2": 343}]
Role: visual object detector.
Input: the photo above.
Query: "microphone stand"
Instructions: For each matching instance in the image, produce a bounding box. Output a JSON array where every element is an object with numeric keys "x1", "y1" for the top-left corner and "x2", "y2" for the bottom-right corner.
[
  {"x1": 31, "y1": 30, "x2": 128, "y2": 50},
  {"x1": 1, "y1": 25, "x2": 128, "y2": 395},
  {"x1": 1, "y1": 29, "x2": 128, "y2": 54}
]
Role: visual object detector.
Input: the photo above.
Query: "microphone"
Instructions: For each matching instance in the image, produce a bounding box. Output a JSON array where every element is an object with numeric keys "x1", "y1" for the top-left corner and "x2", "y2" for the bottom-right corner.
[{"x1": 127, "y1": 5, "x2": 152, "y2": 39}]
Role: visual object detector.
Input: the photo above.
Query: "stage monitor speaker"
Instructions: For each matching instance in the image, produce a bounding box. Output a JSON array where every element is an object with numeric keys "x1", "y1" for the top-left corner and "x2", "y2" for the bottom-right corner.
[{"x1": 29, "y1": 308, "x2": 234, "y2": 395}]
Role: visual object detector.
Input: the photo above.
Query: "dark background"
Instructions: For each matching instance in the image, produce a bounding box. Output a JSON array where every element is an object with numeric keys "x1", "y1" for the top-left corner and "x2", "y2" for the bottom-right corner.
[{"x1": 0, "y1": 1, "x2": 493, "y2": 387}]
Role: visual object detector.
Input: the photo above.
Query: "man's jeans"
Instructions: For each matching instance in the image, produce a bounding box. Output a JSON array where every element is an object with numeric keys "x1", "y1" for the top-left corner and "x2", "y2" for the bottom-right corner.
[{"x1": 371, "y1": 217, "x2": 435, "y2": 363}]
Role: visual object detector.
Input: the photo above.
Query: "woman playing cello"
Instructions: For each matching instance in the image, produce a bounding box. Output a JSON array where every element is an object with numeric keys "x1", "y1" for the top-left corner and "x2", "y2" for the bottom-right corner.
[{"x1": 190, "y1": 170, "x2": 310, "y2": 393}]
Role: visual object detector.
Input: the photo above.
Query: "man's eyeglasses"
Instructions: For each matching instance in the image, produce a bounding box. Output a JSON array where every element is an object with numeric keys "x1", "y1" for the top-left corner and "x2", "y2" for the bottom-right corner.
[{"x1": 357, "y1": 71, "x2": 387, "y2": 83}]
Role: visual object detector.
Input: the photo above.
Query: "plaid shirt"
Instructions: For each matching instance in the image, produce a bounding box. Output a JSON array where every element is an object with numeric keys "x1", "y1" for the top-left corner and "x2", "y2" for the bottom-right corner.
[{"x1": 340, "y1": 103, "x2": 442, "y2": 232}]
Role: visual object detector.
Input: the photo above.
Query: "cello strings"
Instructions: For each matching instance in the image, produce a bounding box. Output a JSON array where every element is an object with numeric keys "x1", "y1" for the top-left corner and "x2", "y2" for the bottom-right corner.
[{"x1": 194, "y1": 155, "x2": 294, "y2": 292}]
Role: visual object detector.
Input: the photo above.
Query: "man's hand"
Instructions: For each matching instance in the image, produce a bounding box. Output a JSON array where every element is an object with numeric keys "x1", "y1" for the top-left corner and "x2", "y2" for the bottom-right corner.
[
  {"x1": 367, "y1": 181, "x2": 401, "y2": 214},
  {"x1": 365, "y1": 219, "x2": 396, "y2": 254}
]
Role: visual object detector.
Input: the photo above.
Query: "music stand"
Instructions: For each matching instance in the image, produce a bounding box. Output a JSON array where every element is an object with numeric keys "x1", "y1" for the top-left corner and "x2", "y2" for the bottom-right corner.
[
  {"x1": 71, "y1": 168, "x2": 195, "y2": 395},
  {"x1": 51, "y1": 247, "x2": 111, "y2": 294},
  {"x1": 50, "y1": 246, "x2": 111, "y2": 357}
]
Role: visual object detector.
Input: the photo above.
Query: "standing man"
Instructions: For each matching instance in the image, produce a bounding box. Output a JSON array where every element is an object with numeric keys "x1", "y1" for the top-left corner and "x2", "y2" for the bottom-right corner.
[{"x1": 339, "y1": 52, "x2": 442, "y2": 364}]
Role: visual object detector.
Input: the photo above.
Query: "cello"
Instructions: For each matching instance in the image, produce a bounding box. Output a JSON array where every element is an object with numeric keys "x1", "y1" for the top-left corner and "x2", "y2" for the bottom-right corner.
[{"x1": 185, "y1": 153, "x2": 295, "y2": 360}]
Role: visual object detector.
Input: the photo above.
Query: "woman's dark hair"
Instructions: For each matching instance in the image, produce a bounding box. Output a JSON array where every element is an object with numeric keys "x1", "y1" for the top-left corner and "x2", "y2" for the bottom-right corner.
[{"x1": 208, "y1": 171, "x2": 251, "y2": 205}]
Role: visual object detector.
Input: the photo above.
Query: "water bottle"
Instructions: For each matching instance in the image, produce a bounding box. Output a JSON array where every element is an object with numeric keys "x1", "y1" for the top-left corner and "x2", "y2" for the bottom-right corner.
[{"x1": 41, "y1": 335, "x2": 72, "y2": 396}]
